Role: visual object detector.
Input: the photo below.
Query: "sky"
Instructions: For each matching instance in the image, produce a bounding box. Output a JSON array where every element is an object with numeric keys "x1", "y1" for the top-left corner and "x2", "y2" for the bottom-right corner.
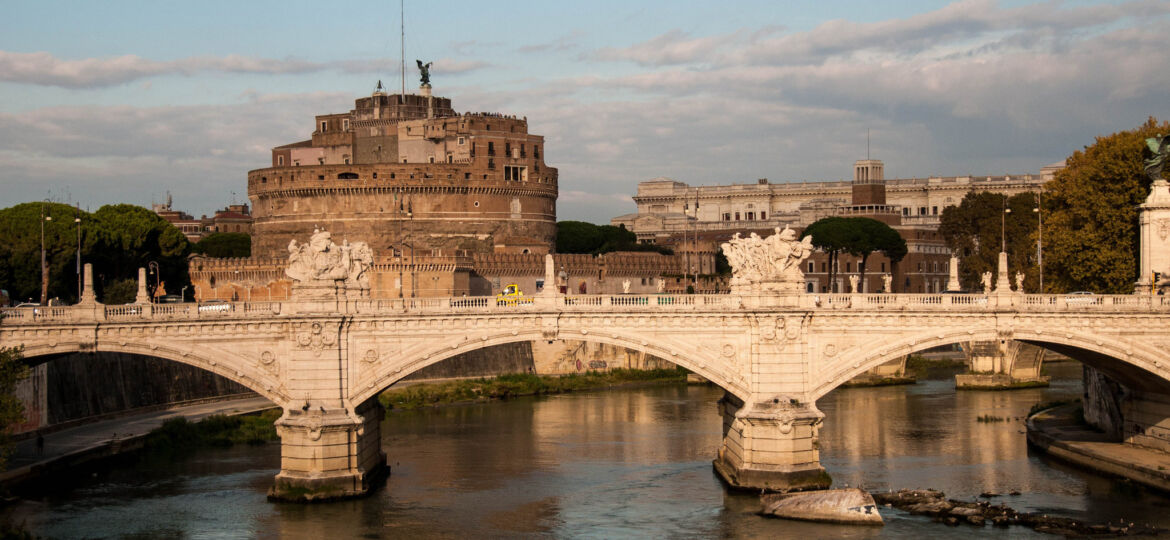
[{"x1": 1, "y1": 0, "x2": 1168, "y2": 223}]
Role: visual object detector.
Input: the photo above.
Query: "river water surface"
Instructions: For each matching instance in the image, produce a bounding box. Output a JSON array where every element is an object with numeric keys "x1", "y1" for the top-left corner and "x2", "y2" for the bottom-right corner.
[{"x1": 8, "y1": 361, "x2": 1170, "y2": 538}]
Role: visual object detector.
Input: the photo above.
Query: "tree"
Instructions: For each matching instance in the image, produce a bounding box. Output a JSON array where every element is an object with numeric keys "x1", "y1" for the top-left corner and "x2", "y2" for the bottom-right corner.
[
  {"x1": 939, "y1": 191, "x2": 1039, "y2": 291},
  {"x1": 0, "y1": 347, "x2": 30, "y2": 471},
  {"x1": 1044, "y1": 117, "x2": 1170, "y2": 293},
  {"x1": 192, "y1": 233, "x2": 251, "y2": 258},
  {"x1": 0, "y1": 202, "x2": 192, "y2": 304},
  {"x1": 842, "y1": 217, "x2": 906, "y2": 286},
  {"x1": 802, "y1": 217, "x2": 851, "y2": 288},
  {"x1": 556, "y1": 221, "x2": 671, "y2": 255},
  {"x1": 803, "y1": 217, "x2": 905, "y2": 290}
]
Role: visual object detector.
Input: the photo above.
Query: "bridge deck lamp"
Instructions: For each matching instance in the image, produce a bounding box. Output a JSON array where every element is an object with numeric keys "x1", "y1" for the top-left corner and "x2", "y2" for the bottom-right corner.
[
  {"x1": 148, "y1": 261, "x2": 160, "y2": 303},
  {"x1": 1002, "y1": 202, "x2": 1011, "y2": 253},
  {"x1": 40, "y1": 205, "x2": 52, "y2": 306},
  {"x1": 75, "y1": 210, "x2": 82, "y2": 302},
  {"x1": 1033, "y1": 189, "x2": 1043, "y2": 293}
]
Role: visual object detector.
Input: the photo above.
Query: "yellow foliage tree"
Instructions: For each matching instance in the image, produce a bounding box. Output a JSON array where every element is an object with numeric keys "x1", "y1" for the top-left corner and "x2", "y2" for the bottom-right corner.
[{"x1": 1044, "y1": 117, "x2": 1170, "y2": 293}]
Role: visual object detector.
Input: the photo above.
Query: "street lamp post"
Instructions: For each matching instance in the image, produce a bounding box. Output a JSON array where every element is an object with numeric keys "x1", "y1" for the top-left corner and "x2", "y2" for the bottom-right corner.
[
  {"x1": 148, "y1": 261, "x2": 159, "y2": 303},
  {"x1": 408, "y1": 199, "x2": 415, "y2": 298},
  {"x1": 1001, "y1": 197, "x2": 1011, "y2": 253},
  {"x1": 683, "y1": 200, "x2": 690, "y2": 287},
  {"x1": 75, "y1": 206, "x2": 82, "y2": 302},
  {"x1": 40, "y1": 203, "x2": 52, "y2": 306},
  {"x1": 1033, "y1": 189, "x2": 1043, "y2": 294}
]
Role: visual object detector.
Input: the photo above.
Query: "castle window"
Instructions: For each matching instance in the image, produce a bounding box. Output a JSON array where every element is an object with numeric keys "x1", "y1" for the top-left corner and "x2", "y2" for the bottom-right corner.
[
  {"x1": 474, "y1": 201, "x2": 480, "y2": 207},
  {"x1": 881, "y1": 262, "x2": 886, "y2": 272},
  {"x1": 533, "y1": 145, "x2": 540, "y2": 159},
  {"x1": 488, "y1": 142, "x2": 495, "y2": 156},
  {"x1": 261, "y1": 176, "x2": 267, "y2": 183},
  {"x1": 723, "y1": 213, "x2": 730, "y2": 221},
  {"x1": 429, "y1": 156, "x2": 435, "y2": 163},
  {"x1": 902, "y1": 207, "x2": 909, "y2": 216},
  {"x1": 808, "y1": 262, "x2": 813, "y2": 273},
  {"x1": 465, "y1": 172, "x2": 471, "y2": 179},
  {"x1": 342, "y1": 119, "x2": 350, "y2": 130},
  {"x1": 447, "y1": 154, "x2": 453, "y2": 163},
  {"x1": 734, "y1": 212, "x2": 740, "y2": 220},
  {"x1": 932, "y1": 206, "x2": 938, "y2": 215},
  {"x1": 318, "y1": 158, "x2": 325, "y2": 165},
  {"x1": 521, "y1": 144, "x2": 526, "y2": 158},
  {"x1": 318, "y1": 175, "x2": 325, "y2": 180},
  {"x1": 505, "y1": 165, "x2": 527, "y2": 181},
  {"x1": 343, "y1": 157, "x2": 350, "y2": 165},
  {"x1": 488, "y1": 158, "x2": 495, "y2": 169},
  {"x1": 337, "y1": 172, "x2": 358, "y2": 180},
  {"x1": 458, "y1": 137, "x2": 465, "y2": 145},
  {"x1": 486, "y1": 124, "x2": 491, "y2": 131},
  {"x1": 373, "y1": 173, "x2": 377, "y2": 179},
  {"x1": 320, "y1": 121, "x2": 327, "y2": 132},
  {"x1": 277, "y1": 156, "x2": 284, "y2": 166},
  {"x1": 505, "y1": 142, "x2": 511, "y2": 156},
  {"x1": 746, "y1": 211, "x2": 755, "y2": 220}
]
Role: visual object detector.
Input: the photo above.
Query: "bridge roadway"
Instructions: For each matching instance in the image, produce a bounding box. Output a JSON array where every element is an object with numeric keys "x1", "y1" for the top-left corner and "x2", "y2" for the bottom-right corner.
[{"x1": 4, "y1": 291, "x2": 1170, "y2": 501}]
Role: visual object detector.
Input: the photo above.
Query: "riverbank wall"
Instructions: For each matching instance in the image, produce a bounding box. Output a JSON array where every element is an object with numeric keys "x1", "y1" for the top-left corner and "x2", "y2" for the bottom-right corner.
[{"x1": 1026, "y1": 403, "x2": 1170, "y2": 493}]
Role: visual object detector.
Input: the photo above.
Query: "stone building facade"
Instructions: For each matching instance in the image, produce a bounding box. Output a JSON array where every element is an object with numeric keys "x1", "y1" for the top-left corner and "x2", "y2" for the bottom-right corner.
[
  {"x1": 248, "y1": 85, "x2": 557, "y2": 260},
  {"x1": 611, "y1": 160, "x2": 1061, "y2": 242},
  {"x1": 615, "y1": 159, "x2": 1010, "y2": 293}
]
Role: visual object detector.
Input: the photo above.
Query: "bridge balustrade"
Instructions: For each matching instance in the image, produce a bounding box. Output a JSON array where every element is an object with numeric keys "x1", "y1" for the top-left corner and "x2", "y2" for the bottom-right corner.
[{"x1": 6, "y1": 293, "x2": 1170, "y2": 327}]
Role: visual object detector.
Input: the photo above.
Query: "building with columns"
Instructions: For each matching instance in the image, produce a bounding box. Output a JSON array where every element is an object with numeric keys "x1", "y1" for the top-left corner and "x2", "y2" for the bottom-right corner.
[{"x1": 613, "y1": 159, "x2": 1057, "y2": 293}]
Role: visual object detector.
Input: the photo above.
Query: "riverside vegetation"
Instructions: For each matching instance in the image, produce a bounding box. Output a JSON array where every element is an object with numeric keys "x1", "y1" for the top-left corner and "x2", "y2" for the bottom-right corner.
[
  {"x1": 144, "y1": 409, "x2": 281, "y2": 452},
  {"x1": 378, "y1": 368, "x2": 689, "y2": 410}
]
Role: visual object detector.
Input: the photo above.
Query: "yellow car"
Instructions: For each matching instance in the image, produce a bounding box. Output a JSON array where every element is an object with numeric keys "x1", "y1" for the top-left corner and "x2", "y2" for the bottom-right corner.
[{"x1": 496, "y1": 284, "x2": 533, "y2": 306}]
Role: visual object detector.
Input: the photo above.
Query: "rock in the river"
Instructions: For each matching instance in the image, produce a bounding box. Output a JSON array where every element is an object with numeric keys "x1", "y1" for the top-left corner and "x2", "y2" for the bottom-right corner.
[{"x1": 760, "y1": 488, "x2": 883, "y2": 525}]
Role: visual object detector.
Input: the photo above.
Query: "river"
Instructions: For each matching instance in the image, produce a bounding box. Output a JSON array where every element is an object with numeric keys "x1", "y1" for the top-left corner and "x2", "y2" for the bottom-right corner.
[{"x1": 6, "y1": 361, "x2": 1170, "y2": 538}]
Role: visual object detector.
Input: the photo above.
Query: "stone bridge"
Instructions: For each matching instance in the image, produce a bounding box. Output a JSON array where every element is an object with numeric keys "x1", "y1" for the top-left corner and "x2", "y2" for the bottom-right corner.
[{"x1": 6, "y1": 271, "x2": 1170, "y2": 500}]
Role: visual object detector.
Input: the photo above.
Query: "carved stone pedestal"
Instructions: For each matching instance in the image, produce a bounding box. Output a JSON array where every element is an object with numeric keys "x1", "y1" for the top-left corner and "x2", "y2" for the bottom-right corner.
[
  {"x1": 269, "y1": 399, "x2": 387, "y2": 502},
  {"x1": 712, "y1": 393, "x2": 831, "y2": 492}
]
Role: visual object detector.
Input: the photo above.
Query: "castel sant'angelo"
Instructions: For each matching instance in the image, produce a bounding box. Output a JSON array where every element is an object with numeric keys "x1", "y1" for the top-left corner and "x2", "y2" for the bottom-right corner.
[
  {"x1": 249, "y1": 82, "x2": 557, "y2": 259},
  {"x1": 190, "y1": 79, "x2": 709, "y2": 300}
]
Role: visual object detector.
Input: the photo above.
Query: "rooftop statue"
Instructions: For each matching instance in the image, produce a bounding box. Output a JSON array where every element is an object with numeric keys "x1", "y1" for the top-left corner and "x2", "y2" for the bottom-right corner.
[
  {"x1": 416, "y1": 60, "x2": 433, "y2": 86},
  {"x1": 1146, "y1": 134, "x2": 1170, "y2": 182},
  {"x1": 286, "y1": 229, "x2": 374, "y2": 288},
  {"x1": 721, "y1": 226, "x2": 814, "y2": 294}
]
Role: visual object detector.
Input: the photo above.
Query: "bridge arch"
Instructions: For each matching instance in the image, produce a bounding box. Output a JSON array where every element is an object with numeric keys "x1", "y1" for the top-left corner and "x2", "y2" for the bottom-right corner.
[
  {"x1": 350, "y1": 329, "x2": 749, "y2": 407},
  {"x1": 812, "y1": 326, "x2": 1170, "y2": 400},
  {"x1": 16, "y1": 340, "x2": 290, "y2": 407}
]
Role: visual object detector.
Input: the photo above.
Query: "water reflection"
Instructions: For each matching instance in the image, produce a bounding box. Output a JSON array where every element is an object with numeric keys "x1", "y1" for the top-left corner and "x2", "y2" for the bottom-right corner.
[{"x1": 8, "y1": 361, "x2": 1170, "y2": 538}]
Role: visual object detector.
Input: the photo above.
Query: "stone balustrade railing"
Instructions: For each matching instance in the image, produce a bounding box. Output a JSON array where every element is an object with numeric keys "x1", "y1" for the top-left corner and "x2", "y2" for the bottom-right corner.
[{"x1": 4, "y1": 293, "x2": 1170, "y2": 326}]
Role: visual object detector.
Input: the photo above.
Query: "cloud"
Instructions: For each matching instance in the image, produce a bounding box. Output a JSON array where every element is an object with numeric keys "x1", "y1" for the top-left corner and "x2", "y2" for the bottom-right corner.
[
  {"x1": 592, "y1": 29, "x2": 739, "y2": 66},
  {"x1": 517, "y1": 31, "x2": 586, "y2": 54},
  {"x1": 0, "y1": 51, "x2": 403, "y2": 89}
]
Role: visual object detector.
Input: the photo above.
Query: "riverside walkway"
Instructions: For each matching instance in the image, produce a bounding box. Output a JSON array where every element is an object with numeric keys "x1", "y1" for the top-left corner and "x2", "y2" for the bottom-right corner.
[{"x1": 0, "y1": 396, "x2": 275, "y2": 489}]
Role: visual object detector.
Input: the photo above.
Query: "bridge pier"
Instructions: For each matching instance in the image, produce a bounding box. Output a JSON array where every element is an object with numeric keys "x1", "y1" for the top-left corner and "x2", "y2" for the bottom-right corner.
[
  {"x1": 955, "y1": 341, "x2": 1049, "y2": 389},
  {"x1": 269, "y1": 399, "x2": 387, "y2": 502},
  {"x1": 713, "y1": 392, "x2": 831, "y2": 492}
]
